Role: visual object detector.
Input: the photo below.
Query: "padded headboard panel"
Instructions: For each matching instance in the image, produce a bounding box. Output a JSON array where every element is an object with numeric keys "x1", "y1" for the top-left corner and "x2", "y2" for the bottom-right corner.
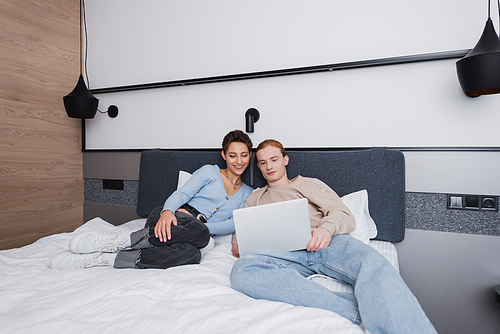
[
  {"x1": 136, "y1": 149, "x2": 252, "y2": 218},
  {"x1": 137, "y1": 147, "x2": 405, "y2": 242}
]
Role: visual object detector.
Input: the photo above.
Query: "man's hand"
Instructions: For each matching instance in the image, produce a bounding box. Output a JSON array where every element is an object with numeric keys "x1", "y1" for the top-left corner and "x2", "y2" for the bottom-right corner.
[
  {"x1": 155, "y1": 210, "x2": 177, "y2": 242},
  {"x1": 307, "y1": 227, "x2": 332, "y2": 252},
  {"x1": 231, "y1": 241, "x2": 240, "y2": 258}
]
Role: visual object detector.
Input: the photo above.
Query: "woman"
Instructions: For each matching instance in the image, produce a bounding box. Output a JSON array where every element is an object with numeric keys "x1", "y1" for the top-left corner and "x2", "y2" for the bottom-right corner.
[{"x1": 50, "y1": 130, "x2": 253, "y2": 270}]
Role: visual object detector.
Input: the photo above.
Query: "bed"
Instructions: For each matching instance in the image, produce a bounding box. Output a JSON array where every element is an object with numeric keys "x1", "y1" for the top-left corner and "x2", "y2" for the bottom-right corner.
[{"x1": 0, "y1": 147, "x2": 405, "y2": 334}]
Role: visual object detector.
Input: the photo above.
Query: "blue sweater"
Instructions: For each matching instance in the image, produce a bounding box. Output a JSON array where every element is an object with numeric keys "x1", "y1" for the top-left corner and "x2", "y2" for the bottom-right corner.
[{"x1": 162, "y1": 165, "x2": 253, "y2": 235}]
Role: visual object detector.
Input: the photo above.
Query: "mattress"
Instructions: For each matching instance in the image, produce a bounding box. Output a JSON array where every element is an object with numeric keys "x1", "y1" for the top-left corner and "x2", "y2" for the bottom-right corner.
[{"x1": 0, "y1": 217, "x2": 398, "y2": 334}]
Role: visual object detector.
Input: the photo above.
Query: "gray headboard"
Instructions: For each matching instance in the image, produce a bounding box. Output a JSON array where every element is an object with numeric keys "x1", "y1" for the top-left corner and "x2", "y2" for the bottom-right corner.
[{"x1": 137, "y1": 147, "x2": 405, "y2": 242}]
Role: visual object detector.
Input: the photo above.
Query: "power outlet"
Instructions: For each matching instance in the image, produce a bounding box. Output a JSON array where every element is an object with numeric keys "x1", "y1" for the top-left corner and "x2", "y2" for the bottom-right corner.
[{"x1": 447, "y1": 194, "x2": 498, "y2": 211}]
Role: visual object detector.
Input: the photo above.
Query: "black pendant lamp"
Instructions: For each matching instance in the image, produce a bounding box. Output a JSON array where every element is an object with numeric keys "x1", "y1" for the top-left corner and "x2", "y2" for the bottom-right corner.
[
  {"x1": 456, "y1": 0, "x2": 500, "y2": 97},
  {"x1": 63, "y1": 0, "x2": 99, "y2": 118}
]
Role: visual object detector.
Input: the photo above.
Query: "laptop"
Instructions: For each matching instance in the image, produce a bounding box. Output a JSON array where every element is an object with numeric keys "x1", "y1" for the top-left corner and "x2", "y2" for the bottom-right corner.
[{"x1": 233, "y1": 198, "x2": 312, "y2": 257}]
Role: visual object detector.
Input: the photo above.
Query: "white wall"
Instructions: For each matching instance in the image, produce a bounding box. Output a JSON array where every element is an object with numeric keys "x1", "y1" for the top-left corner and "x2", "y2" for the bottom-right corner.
[
  {"x1": 86, "y1": 60, "x2": 500, "y2": 150},
  {"x1": 405, "y1": 151, "x2": 500, "y2": 195},
  {"x1": 84, "y1": 0, "x2": 500, "y2": 152},
  {"x1": 86, "y1": 0, "x2": 483, "y2": 86}
]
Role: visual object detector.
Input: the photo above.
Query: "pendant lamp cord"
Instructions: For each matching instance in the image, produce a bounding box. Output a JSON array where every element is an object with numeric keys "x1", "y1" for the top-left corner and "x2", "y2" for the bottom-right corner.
[
  {"x1": 82, "y1": 0, "x2": 90, "y2": 87},
  {"x1": 79, "y1": 0, "x2": 83, "y2": 74},
  {"x1": 82, "y1": 0, "x2": 106, "y2": 114},
  {"x1": 487, "y1": 0, "x2": 500, "y2": 22}
]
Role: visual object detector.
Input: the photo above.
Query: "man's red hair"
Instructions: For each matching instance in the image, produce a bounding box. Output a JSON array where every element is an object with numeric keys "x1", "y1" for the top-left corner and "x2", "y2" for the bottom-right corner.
[{"x1": 255, "y1": 139, "x2": 286, "y2": 157}]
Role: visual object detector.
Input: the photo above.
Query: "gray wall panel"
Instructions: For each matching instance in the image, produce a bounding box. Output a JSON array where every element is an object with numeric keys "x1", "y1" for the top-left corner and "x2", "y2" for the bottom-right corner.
[
  {"x1": 395, "y1": 229, "x2": 500, "y2": 334},
  {"x1": 84, "y1": 203, "x2": 141, "y2": 226}
]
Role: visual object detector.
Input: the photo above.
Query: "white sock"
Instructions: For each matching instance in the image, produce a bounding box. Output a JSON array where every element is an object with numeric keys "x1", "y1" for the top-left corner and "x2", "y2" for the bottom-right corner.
[{"x1": 100, "y1": 252, "x2": 118, "y2": 266}]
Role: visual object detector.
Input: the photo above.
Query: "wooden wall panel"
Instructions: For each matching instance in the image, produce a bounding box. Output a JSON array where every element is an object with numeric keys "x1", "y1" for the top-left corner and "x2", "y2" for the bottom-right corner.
[{"x1": 0, "y1": 0, "x2": 83, "y2": 249}]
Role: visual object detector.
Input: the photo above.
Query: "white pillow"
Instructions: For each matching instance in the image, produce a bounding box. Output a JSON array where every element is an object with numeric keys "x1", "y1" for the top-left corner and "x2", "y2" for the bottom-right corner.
[
  {"x1": 177, "y1": 170, "x2": 192, "y2": 189},
  {"x1": 341, "y1": 189, "x2": 377, "y2": 244}
]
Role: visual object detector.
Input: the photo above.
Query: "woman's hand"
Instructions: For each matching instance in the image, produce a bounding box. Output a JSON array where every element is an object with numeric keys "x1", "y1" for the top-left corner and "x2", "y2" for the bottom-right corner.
[
  {"x1": 155, "y1": 210, "x2": 177, "y2": 242},
  {"x1": 307, "y1": 227, "x2": 332, "y2": 252},
  {"x1": 231, "y1": 241, "x2": 240, "y2": 258},
  {"x1": 176, "y1": 208, "x2": 192, "y2": 216}
]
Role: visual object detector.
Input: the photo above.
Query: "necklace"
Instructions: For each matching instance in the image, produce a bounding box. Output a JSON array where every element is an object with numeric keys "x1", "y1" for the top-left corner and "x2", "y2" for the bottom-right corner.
[{"x1": 222, "y1": 169, "x2": 242, "y2": 190}]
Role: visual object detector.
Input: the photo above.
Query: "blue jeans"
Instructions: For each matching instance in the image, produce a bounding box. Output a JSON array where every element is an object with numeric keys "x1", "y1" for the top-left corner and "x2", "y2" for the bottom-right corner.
[
  {"x1": 114, "y1": 206, "x2": 210, "y2": 269},
  {"x1": 230, "y1": 234, "x2": 437, "y2": 334}
]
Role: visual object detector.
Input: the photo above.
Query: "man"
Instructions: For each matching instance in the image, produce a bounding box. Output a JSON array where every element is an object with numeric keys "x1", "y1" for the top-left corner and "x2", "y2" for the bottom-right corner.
[{"x1": 230, "y1": 139, "x2": 437, "y2": 334}]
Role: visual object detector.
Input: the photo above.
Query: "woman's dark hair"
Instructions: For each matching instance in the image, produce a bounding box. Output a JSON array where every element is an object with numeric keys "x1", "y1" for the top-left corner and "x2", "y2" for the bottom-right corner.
[{"x1": 222, "y1": 129, "x2": 253, "y2": 153}]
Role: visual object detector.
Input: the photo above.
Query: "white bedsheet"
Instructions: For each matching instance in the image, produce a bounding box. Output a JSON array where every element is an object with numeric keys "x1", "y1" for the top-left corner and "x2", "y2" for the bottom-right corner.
[{"x1": 0, "y1": 218, "x2": 398, "y2": 334}]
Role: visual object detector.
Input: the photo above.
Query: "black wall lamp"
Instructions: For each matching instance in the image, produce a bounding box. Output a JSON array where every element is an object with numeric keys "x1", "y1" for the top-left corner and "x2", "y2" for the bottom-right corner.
[
  {"x1": 245, "y1": 108, "x2": 260, "y2": 133},
  {"x1": 63, "y1": 0, "x2": 118, "y2": 119},
  {"x1": 456, "y1": 0, "x2": 500, "y2": 97}
]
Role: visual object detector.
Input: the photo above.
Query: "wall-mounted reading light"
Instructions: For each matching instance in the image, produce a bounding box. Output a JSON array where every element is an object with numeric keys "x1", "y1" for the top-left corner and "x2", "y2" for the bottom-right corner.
[
  {"x1": 63, "y1": 0, "x2": 117, "y2": 119},
  {"x1": 456, "y1": 0, "x2": 500, "y2": 97},
  {"x1": 107, "y1": 105, "x2": 119, "y2": 118},
  {"x1": 245, "y1": 108, "x2": 260, "y2": 133}
]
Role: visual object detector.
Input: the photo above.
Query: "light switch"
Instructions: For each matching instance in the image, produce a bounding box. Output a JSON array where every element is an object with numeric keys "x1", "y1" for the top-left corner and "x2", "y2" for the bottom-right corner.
[
  {"x1": 465, "y1": 196, "x2": 479, "y2": 208},
  {"x1": 449, "y1": 195, "x2": 463, "y2": 208}
]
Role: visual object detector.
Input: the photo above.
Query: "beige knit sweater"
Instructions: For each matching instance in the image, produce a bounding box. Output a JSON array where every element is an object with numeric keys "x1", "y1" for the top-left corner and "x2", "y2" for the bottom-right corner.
[{"x1": 245, "y1": 175, "x2": 355, "y2": 237}]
